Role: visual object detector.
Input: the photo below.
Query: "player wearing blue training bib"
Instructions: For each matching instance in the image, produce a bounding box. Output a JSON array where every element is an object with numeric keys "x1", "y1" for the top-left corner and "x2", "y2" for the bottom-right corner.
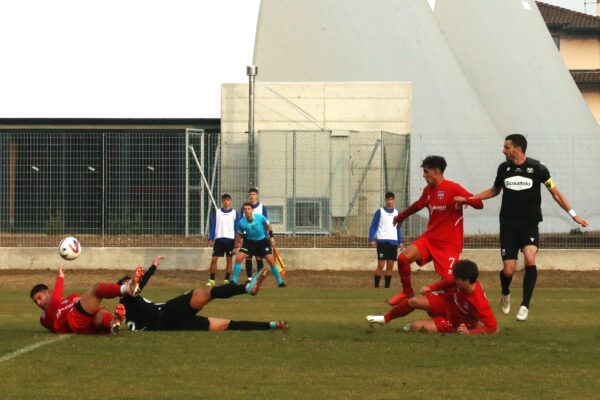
[{"x1": 232, "y1": 202, "x2": 287, "y2": 288}]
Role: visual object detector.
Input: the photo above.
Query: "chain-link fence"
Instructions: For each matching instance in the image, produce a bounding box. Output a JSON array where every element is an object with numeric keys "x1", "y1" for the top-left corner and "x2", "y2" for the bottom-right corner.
[
  {"x1": 0, "y1": 129, "x2": 211, "y2": 246},
  {"x1": 0, "y1": 129, "x2": 598, "y2": 248},
  {"x1": 220, "y1": 130, "x2": 409, "y2": 247}
]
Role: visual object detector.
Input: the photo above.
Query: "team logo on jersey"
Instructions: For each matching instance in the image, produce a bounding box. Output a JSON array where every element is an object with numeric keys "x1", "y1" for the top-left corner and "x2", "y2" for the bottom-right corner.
[
  {"x1": 527, "y1": 168, "x2": 534, "y2": 173},
  {"x1": 506, "y1": 167, "x2": 510, "y2": 171},
  {"x1": 530, "y1": 237, "x2": 534, "y2": 242},
  {"x1": 501, "y1": 248, "x2": 506, "y2": 256},
  {"x1": 515, "y1": 167, "x2": 522, "y2": 172},
  {"x1": 504, "y1": 176, "x2": 533, "y2": 191},
  {"x1": 437, "y1": 191, "x2": 445, "y2": 200}
]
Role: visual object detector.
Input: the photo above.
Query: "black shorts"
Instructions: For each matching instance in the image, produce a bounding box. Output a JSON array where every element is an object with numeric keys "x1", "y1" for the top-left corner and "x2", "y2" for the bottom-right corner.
[
  {"x1": 212, "y1": 239, "x2": 234, "y2": 257},
  {"x1": 376, "y1": 242, "x2": 398, "y2": 260},
  {"x1": 159, "y1": 291, "x2": 210, "y2": 331},
  {"x1": 240, "y1": 238, "x2": 272, "y2": 258},
  {"x1": 499, "y1": 218, "x2": 539, "y2": 260}
]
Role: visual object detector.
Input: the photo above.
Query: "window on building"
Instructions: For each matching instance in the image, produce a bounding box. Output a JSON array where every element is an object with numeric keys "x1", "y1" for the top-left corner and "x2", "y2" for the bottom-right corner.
[
  {"x1": 285, "y1": 198, "x2": 330, "y2": 233},
  {"x1": 268, "y1": 205, "x2": 284, "y2": 224},
  {"x1": 295, "y1": 201, "x2": 321, "y2": 228}
]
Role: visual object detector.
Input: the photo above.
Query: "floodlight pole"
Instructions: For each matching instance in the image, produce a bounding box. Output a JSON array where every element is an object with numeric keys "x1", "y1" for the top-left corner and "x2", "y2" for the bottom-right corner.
[{"x1": 247, "y1": 65, "x2": 258, "y2": 187}]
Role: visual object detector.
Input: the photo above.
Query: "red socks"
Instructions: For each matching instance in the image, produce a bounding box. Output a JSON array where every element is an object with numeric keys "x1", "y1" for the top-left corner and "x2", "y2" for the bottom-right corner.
[
  {"x1": 397, "y1": 254, "x2": 414, "y2": 297},
  {"x1": 94, "y1": 283, "x2": 121, "y2": 299},
  {"x1": 99, "y1": 310, "x2": 114, "y2": 331},
  {"x1": 384, "y1": 298, "x2": 414, "y2": 322}
]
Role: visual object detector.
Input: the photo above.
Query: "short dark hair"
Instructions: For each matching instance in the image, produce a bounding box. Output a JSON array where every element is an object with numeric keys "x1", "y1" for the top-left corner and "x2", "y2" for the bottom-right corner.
[
  {"x1": 221, "y1": 193, "x2": 231, "y2": 200},
  {"x1": 505, "y1": 133, "x2": 527, "y2": 153},
  {"x1": 421, "y1": 155, "x2": 447, "y2": 173},
  {"x1": 242, "y1": 202, "x2": 253, "y2": 209},
  {"x1": 385, "y1": 192, "x2": 395, "y2": 199},
  {"x1": 117, "y1": 275, "x2": 131, "y2": 286},
  {"x1": 452, "y1": 259, "x2": 479, "y2": 284},
  {"x1": 30, "y1": 283, "x2": 49, "y2": 299},
  {"x1": 248, "y1": 187, "x2": 259, "y2": 194}
]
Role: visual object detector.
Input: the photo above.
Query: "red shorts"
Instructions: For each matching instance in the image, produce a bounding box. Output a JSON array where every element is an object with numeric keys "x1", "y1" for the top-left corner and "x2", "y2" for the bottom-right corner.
[
  {"x1": 412, "y1": 236, "x2": 460, "y2": 278},
  {"x1": 426, "y1": 292, "x2": 455, "y2": 333},
  {"x1": 66, "y1": 304, "x2": 101, "y2": 334}
]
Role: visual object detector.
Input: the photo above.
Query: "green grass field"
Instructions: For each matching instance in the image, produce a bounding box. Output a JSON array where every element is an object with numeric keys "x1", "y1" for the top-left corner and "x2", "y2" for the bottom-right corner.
[{"x1": 1, "y1": 278, "x2": 599, "y2": 399}]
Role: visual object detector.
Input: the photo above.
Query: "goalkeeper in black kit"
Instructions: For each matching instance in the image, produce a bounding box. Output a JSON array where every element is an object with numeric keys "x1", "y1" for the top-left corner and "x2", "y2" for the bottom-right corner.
[{"x1": 117, "y1": 256, "x2": 288, "y2": 331}]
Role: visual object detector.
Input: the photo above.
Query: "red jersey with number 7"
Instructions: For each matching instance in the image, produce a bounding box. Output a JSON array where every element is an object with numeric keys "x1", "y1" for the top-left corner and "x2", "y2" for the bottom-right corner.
[{"x1": 398, "y1": 180, "x2": 482, "y2": 251}]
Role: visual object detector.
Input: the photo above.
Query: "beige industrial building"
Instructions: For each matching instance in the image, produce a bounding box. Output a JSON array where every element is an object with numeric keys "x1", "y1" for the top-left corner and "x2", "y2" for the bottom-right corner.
[{"x1": 538, "y1": 1, "x2": 600, "y2": 123}]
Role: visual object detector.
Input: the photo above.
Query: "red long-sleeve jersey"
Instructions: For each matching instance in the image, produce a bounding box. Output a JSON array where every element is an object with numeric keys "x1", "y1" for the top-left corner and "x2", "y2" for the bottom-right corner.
[
  {"x1": 397, "y1": 180, "x2": 482, "y2": 250},
  {"x1": 428, "y1": 278, "x2": 497, "y2": 334},
  {"x1": 39, "y1": 276, "x2": 81, "y2": 334}
]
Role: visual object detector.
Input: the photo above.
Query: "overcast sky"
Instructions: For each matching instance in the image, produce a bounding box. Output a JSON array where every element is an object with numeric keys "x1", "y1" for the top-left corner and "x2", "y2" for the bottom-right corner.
[{"x1": 0, "y1": 0, "x2": 592, "y2": 119}]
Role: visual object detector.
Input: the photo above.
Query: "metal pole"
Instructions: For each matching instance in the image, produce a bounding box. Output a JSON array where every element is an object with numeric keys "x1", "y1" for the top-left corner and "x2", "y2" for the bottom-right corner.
[
  {"x1": 204, "y1": 134, "x2": 221, "y2": 235},
  {"x1": 188, "y1": 146, "x2": 219, "y2": 210},
  {"x1": 247, "y1": 65, "x2": 258, "y2": 187},
  {"x1": 185, "y1": 129, "x2": 190, "y2": 237}
]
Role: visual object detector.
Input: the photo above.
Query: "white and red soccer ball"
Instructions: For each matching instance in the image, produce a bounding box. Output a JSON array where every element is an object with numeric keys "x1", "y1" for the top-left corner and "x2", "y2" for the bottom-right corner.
[{"x1": 58, "y1": 237, "x2": 82, "y2": 260}]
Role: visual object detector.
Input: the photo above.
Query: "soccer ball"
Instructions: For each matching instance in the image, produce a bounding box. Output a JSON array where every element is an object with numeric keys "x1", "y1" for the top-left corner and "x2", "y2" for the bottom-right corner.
[{"x1": 58, "y1": 237, "x2": 81, "y2": 260}]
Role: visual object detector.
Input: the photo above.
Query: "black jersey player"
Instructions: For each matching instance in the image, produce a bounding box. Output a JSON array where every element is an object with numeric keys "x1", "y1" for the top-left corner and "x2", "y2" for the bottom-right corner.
[
  {"x1": 117, "y1": 256, "x2": 287, "y2": 331},
  {"x1": 466, "y1": 134, "x2": 588, "y2": 321}
]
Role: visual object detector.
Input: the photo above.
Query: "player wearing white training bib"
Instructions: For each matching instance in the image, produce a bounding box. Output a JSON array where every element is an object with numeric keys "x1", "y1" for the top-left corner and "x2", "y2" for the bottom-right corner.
[
  {"x1": 207, "y1": 194, "x2": 240, "y2": 286},
  {"x1": 368, "y1": 192, "x2": 403, "y2": 288}
]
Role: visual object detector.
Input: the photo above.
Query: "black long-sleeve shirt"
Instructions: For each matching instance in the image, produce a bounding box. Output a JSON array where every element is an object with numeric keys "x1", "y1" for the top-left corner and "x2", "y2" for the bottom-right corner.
[{"x1": 120, "y1": 265, "x2": 162, "y2": 331}]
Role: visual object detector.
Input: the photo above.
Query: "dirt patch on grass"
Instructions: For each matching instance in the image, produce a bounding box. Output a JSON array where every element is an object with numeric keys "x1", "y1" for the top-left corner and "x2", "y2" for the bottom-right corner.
[{"x1": 3, "y1": 268, "x2": 599, "y2": 291}]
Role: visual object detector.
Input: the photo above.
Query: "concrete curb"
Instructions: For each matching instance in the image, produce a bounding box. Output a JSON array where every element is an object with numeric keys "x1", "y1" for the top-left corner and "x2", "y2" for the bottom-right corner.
[{"x1": 1, "y1": 247, "x2": 599, "y2": 271}]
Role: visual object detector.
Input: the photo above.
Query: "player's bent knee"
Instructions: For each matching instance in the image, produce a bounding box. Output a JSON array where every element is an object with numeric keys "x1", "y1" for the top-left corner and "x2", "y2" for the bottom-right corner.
[
  {"x1": 408, "y1": 295, "x2": 429, "y2": 310},
  {"x1": 208, "y1": 318, "x2": 230, "y2": 331},
  {"x1": 190, "y1": 289, "x2": 211, "y2": 309}
]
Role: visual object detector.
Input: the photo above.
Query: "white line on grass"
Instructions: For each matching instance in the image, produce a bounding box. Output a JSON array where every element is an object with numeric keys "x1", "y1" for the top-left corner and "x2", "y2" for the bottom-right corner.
[{"x1": 0, "y1": 335, "x2": 71, "y2": 364}]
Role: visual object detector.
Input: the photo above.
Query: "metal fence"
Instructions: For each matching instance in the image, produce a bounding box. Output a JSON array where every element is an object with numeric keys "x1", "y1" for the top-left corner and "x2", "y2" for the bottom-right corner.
[{"x1": 0, "y1": 129, "x2": 597, "y2": 248}]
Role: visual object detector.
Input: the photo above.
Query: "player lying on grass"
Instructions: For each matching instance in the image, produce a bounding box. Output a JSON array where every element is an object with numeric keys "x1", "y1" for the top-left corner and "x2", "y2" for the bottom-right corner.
[
  {"x1": 30, "y1": 265, "x2": 143, "y2": 334},
  {"x1": 116, "y1": 256, "x2": 288, "y2": 331},
  {"x1": 367, "y1": 259, "x2": 497, "y2": 334}
]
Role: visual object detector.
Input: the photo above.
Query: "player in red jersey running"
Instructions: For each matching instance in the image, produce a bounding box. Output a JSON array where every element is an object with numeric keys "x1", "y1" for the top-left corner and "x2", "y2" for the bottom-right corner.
[
  {"x1": 388, "y1": 155, "x2": 483, "y2": 306},
  {"x1": 367, "y1": 259, "x2": 497, "y2": 334},
  {"x1": 30, "y1": 265, "x2": 143, "y2": 334}
]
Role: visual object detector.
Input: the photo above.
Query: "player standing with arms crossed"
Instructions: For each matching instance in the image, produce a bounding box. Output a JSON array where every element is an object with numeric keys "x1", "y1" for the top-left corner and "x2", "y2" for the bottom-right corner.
[
  {"x1": 206, "y1": 194, "x2": 240, "y2": 286},
  {"x1": 368, "y1": 192, "x2": 403, "y2": 288},
  {"x1": 468, "y1": 134, "x2": 588, "y2": 321},
  {"x1": 387, "y1": 155, "x2": 483, "y2": 305}
]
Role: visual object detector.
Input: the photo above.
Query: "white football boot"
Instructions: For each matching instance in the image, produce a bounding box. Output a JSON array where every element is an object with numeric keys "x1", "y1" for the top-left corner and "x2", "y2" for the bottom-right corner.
[
  {"x1": 366, "y1": 315, "x2": 386, "y2": 324},
  {"x1": 516, "y1": 306, "x2": 529, "y2": 322}
]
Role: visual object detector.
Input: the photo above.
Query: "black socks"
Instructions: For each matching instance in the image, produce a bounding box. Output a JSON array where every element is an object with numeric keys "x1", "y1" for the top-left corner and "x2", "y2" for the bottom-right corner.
[
  {"x1": 228, "y1": 320, "x2": 270, "y2": 330},
  {"x1": 500, "y1": 270, "x2": 513, "y2": 296},
  {"x1": 522, "y1": 265, "x2": 537, "y2": 308},
  {"x1": 374, "y1": 275, "x2": 382, "y2": 288},
  {"x1": 210, "y1": 284, "x2": 246, "y2": 299},
  {"x1": 384, "y1": 275, "x2": 392, "y2": 288}
]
